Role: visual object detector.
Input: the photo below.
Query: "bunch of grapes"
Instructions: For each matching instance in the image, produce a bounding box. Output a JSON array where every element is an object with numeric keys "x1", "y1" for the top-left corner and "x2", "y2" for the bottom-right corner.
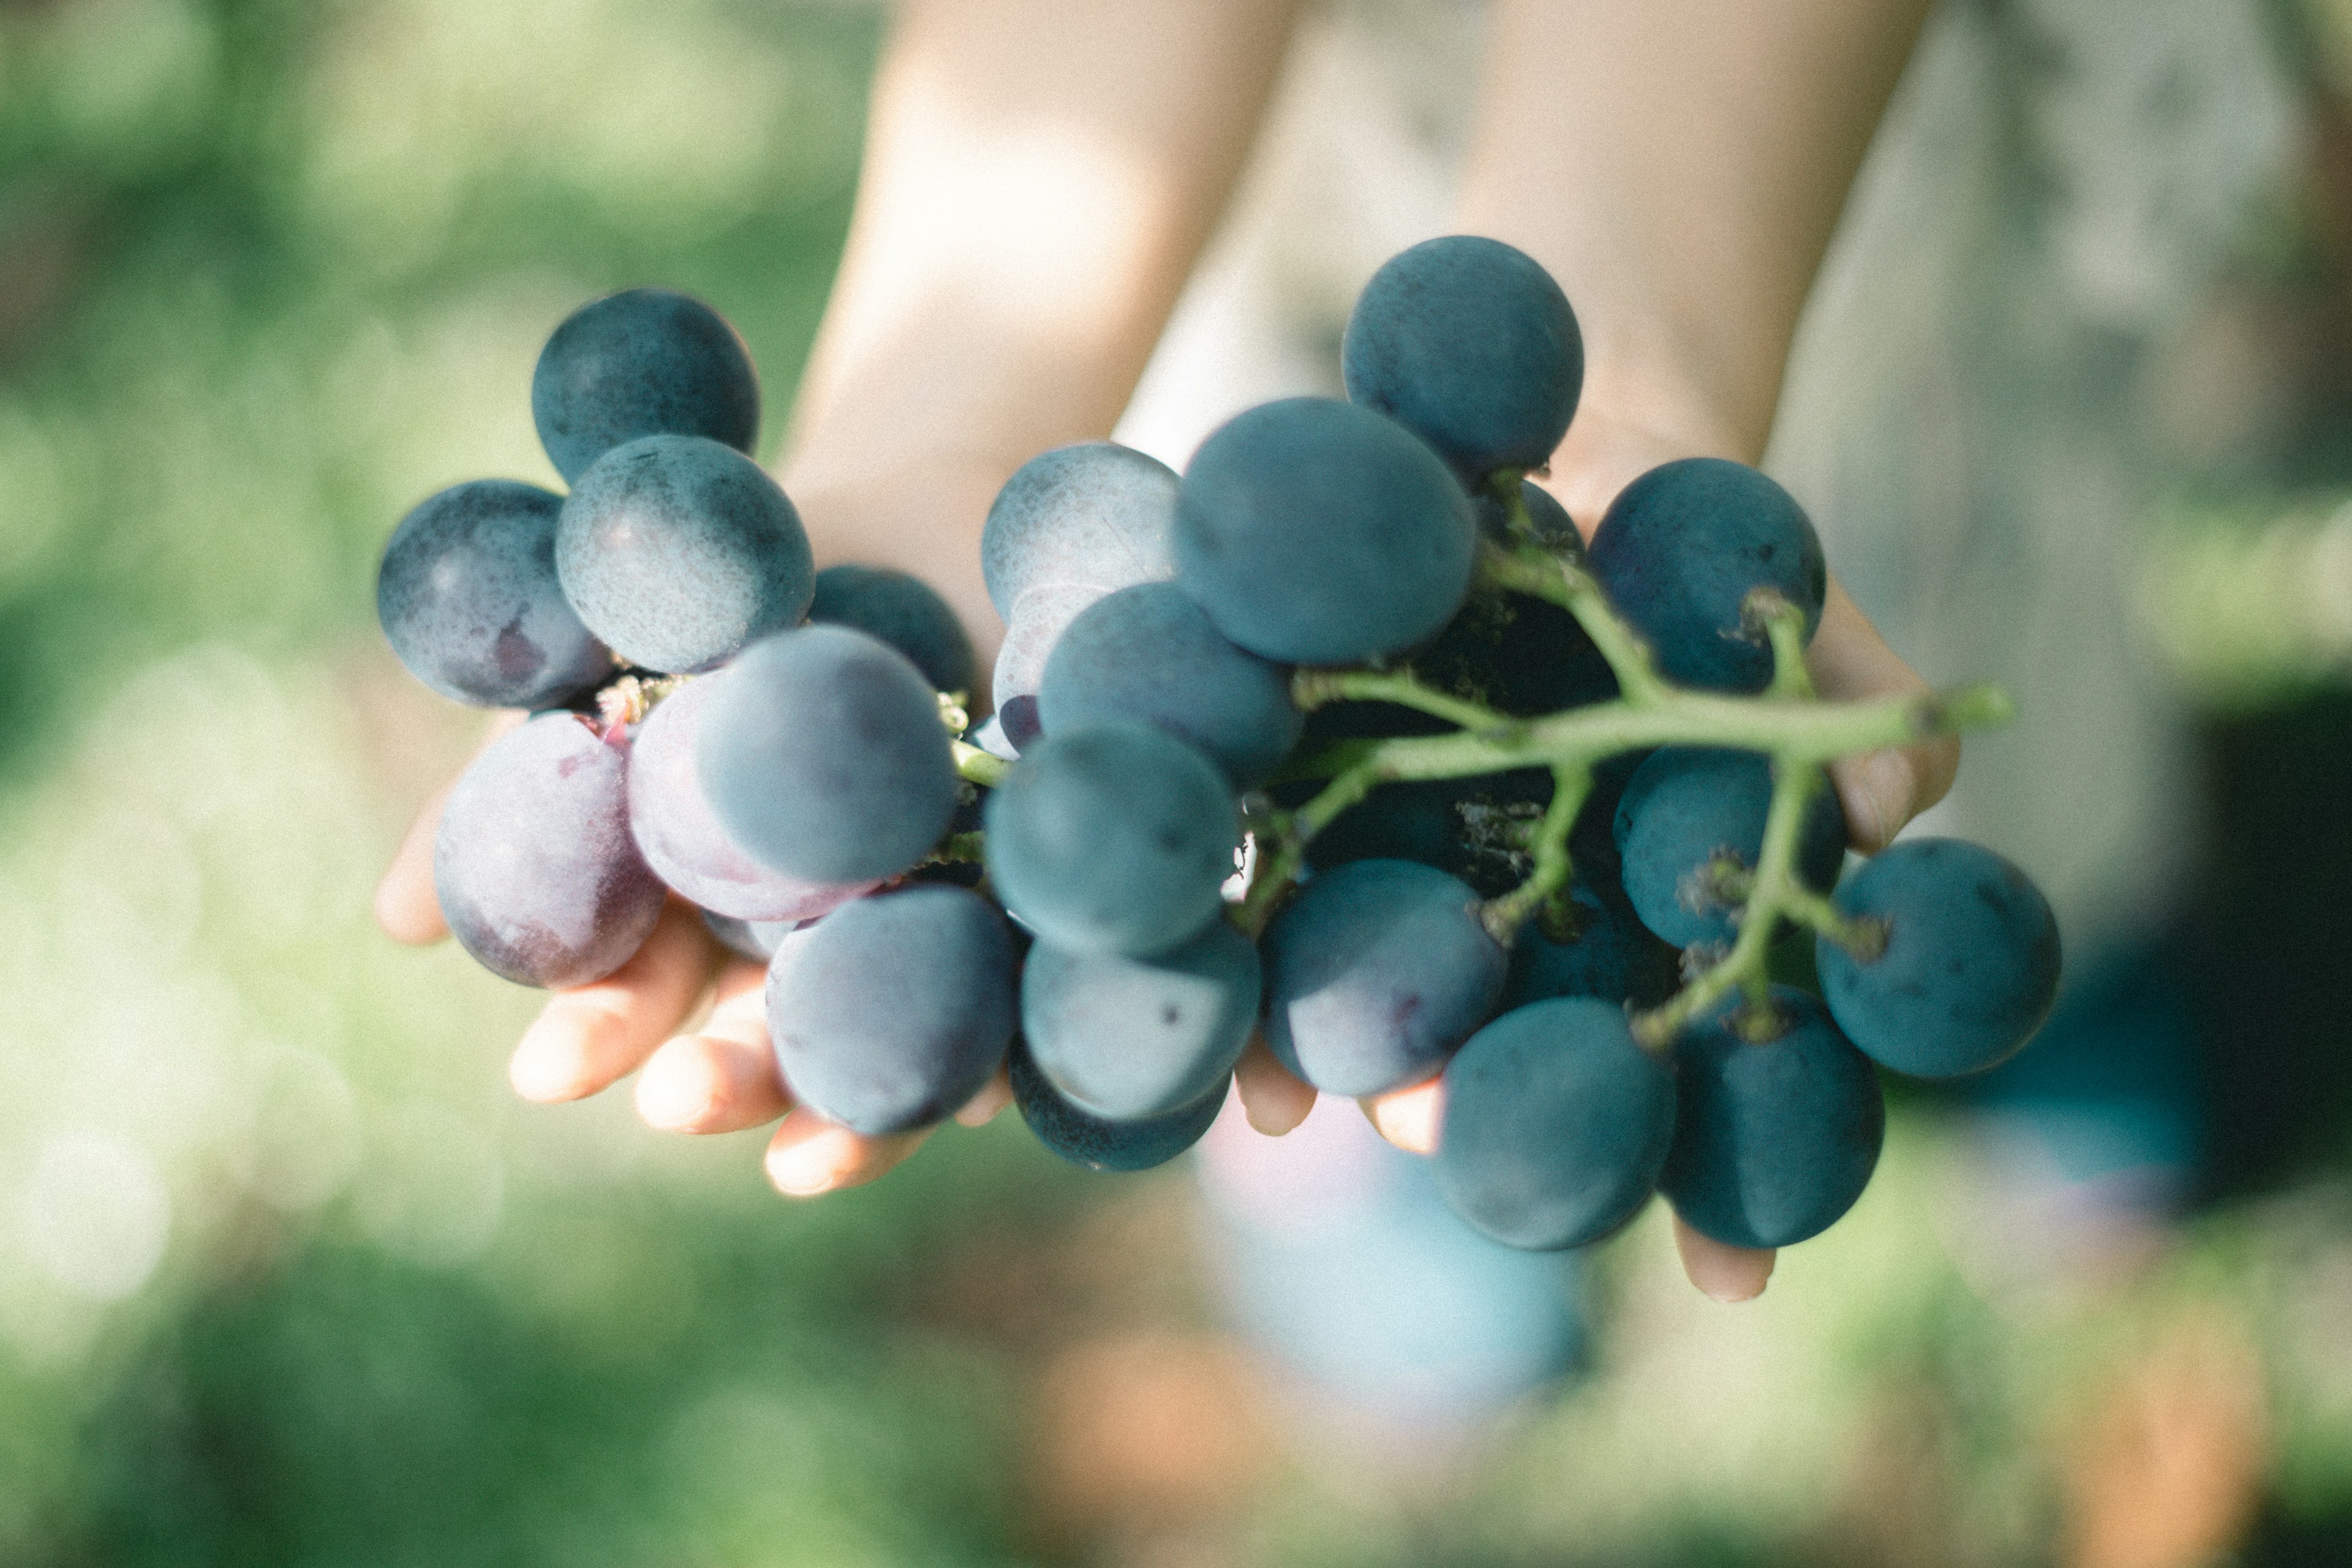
[{"x1": 378, "y1": 241, "x2": 2060, "y2": 1264}]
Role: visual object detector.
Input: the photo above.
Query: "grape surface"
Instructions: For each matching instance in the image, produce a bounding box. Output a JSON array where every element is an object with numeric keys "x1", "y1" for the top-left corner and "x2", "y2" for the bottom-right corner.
[
  {"x1": 983, "y1": 722, "x2": 1238, "y2": 957},
  {"x1": 981, "y1": 442, "x2": 1178, "y2": 620},
  {"x1": 1009, "y1": 1044, "x2": 1227, "y2": 1174},
  {"x1": 1038, "y1": 582, "x2": 1300, "y2": 789},
  {"x1": 1342, "y1": 235, "x2": 1583, "y2": 488},
  {"x1": 1174, "y1": 397, "x2": 1476, "y2": 665},
  {"x1": 1435, "y1": 997, "x2": 1676, "y2": 1251},
  {"x1": 376, "y1": 480, "x2": 611, "y2": 710},
  {"x1": 1613, "y1": 747, "x2": 1849, "y2": 949},
  {"x1": 1816, "y1": 838, "x2": 2062, "y2": 1077},
  {"x1": 1586, "y1": 458, "x2": 1826, "y2": 692},
  {"x1": 1022, "y1": 920, "x2": 1259, "y2": 1121},
  {"x1": 433, "y1": 714, "x2": 665, "y2": 989},
  {"x1": 698, "y1": 626, "x2": 960, "y2": 884},
  {"x1": 556, "y1": 434, "x2": 813, "y2": 674},
  {"x1": 701, "y1": 910, "x2": 805, "y2": 963},
  {"x1": 765, "y1": 886, "x2": 1016, "y2": 1136},
  {"x1": 1262, "y1": 858, "x2": 1506, "y2": 1096},
  {"x1": 808, "y1": 564, "x2": 976, "y2": 696},
  {"x1": 1661, "y1": 987, "x2": 1886, "y2": 1249},
  {"x1": 531, "y1": 287, "x2": 760, "y2": 483},
  {"x1": 1502, "y1": 879, "x2": 1681, "y2": 1009}
]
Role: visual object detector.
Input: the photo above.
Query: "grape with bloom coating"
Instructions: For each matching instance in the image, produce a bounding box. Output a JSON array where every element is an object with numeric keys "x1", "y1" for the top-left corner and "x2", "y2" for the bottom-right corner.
[
  {"x1": 808, "y1": 564, "x2": 976, "y2": 696},
  {"x1": 1022, "y1": 920, "x2": 1259, "y2": 1120},
  {"x1": 1009, "y1": 1044, "x2": 1227, "y2": 1173},
  {"x1": 532, "y1": 287, "x2": 760, "y2": 483},
  {"x1": 980, "y1": 440, "x2": 1178, "y2": 620},
  {"x1": 1613, "y1": 747, "x2": 1848, "y2": 949}
]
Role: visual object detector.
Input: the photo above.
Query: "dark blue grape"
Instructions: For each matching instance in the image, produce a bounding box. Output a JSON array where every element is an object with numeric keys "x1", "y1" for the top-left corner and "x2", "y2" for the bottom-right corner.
[
  {"x1": 698, "y1": 625, "x2": 959, "y2": 884},
  {"x1": 1816, "y1": 838, "x2": 2062, "y2": 1078},
  {"x1": 1305, "y1": 771, "x2": 1554, "y2": 899},
  {"x1": 1661, "y1": 987, "x2": 1885, "y2": 1249},
  {"x1": 981, "y1": 442, "x2": 1177, "y2": 620},
  {"x1": 984, "y1": 722, "x2": 1238, "y2": 957},
  {"x1": 1174, "y1": 397, "x2": 1476, "y2": 665},
  {"x1": 1262, "y1": 858, "x2": 1506, "y2": 1096},
  {"x1": 376, "y1": 480, "x2": 611, "y2": 709},
  {"x1": 1473, "y1": 479, "x2": 1583, "y2": 560},
  {"x1": 531, "y1": 287, "x2": 760, "y2": 483},
  {"x1": 1408, "y1": 587, "x2": 1615, "y2": 718},
  {"x1": 1009, "y1": 1042, "x2": 1227, "y2": 1173},
  {"x1": 1038, "y1": 582, "x2": 1301, "y2": 790},
  {"x1": 555, "y1": 434, "x2": 813, "y2": 674},
  {"x1": 1586, "y1": 458, "x2": 1826, "y2": 692},
  {"x1": 1613, "y1": 748, "x2": 1849, "y2": 949},
  {"x1": 433, "y1": 713, "x2": 665, "y2": 989},
  {"x1": 766, "y1": 886, "x2": 1015, "y2": 1135},
  {"x1": 701, "y1": 909, "x2": 805, "y2": 964},
  {"x1": 1504, "y1": 879, "x2": 1681, "y2": 1009},
  {"x1": 1022, "y1": 919, "x2": 1259, "y2": 1120},
  {"x1": 1342, "y1": 235, "x2": 1583, "y2": 488},
  {"x1": 808, "y1": 564, "x2": 976, "y2": 696},
  {"x1": 627, "y1": 676, "x2": 875, "y2": 920},
  {"x1": 1434, "y1": 998, "x2": 1676, "y2": 1251}
]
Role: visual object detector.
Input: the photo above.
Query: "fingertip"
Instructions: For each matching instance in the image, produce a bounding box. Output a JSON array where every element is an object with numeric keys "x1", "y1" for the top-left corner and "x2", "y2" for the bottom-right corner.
[
  {"x1": 1360, "y1": 1074, "x2": 1444, "y2": 1156},
  {"x1": 954, "y1": 1067, "x2": 1012, "y2": 1127},
  {"x1": 764, "y1": 1109, "x2": 926, "y2": 1196},
  {"x1": 374, "y1": 866, "x2": 449, "y2": 945},
  {"x1": 635, "y1": 1036, "x2": 725, "y2": 1131},
  {"x1": 1673, "y1": 1213, "x2": 1776, "y2": 1303},
  {"x1": 1234, "y1": 1038, "x2": 1315, "y2": 1137}
]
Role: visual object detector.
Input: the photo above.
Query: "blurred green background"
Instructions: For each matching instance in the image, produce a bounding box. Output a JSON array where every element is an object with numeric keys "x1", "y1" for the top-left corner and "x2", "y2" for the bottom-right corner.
[{"x1": 6, "y1": 1, "x2": 2352, "y2": 1565}]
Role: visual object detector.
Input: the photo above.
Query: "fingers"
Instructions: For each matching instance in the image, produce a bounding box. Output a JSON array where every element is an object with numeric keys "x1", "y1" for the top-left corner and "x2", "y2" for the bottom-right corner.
[
  {"x1": 635, "y1": 960, "x2": 788, "y2": 1133},
  {"x1": 377, "y1": 710, "x2": 528, "y2": 945},
  {"x1": 1359, "y1": 1074, "x2": 1444, "y2": 1155},
  {"x1": 1673, "y1": 1213, "x2": 1776, "y2": 1302},
  {"x1": 955, "y1": 1066, "x2": 1012, "y2": 1127},
  {"x1": 764, "y1": 1106, "x2": 930, "y2": 1196},
  {"x1": 508, "y1": 899, "x2": 720, "y2": 1102},
  {"x1": 1809, "y1": 577, "x2": 1959, "y2": 853},
  {"x1": 1233, "y1": 1035, "x2": 1316, "y2": 1136}
]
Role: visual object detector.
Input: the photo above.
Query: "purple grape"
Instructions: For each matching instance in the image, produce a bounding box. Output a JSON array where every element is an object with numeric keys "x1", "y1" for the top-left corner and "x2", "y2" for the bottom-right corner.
[
  {"x1": 531, "y1": 287, "x2": 760, "y2": 483},
  {"x1": 433, "y1": 713, "x2": 665, "y2": 989},
  {"x1": 990, "y1": 581, "x2": 1103, "y2": 744},
  {"x1": 1020, "y1": 920, "x2": 1259, "y2": 1121},
  {"x1": 626, "y1": 676, "x2": 875, "y2": 921},
  {"x1": 700, "y1": 910, "x2": 807, "y2": 964}
]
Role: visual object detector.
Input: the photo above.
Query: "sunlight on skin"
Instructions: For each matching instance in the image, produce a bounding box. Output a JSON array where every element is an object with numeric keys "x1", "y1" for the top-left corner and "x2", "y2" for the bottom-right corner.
[{"x1": 1673, "y1": 1214, "x2": 1777, "y2": 1303}]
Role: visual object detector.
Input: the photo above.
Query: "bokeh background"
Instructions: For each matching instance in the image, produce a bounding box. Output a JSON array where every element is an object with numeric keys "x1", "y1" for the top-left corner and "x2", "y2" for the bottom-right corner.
[{"x1": 5, "y1": 0, "x2": 2352, "y2": 1564}]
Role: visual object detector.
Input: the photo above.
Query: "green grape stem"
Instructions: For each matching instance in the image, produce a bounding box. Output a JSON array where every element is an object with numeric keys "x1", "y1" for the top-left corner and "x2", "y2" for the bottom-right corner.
[
  {"x1": 952, "y1": 740, "x2": 1011, "y2": 788},
  {"x1": 1234, "y1": 509, "x2": 2015, "y2": 1048}
]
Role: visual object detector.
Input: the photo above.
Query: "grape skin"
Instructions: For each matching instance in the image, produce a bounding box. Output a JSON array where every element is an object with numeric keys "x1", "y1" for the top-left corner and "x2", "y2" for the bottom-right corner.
[
  {"x1": 1586, "y1": 458, "x2": 1826, "y2": 693},
  {"x1": 1816, "y1": 838, "x2": 2062, "y2": 1078},
  {"x1": 1613, "y1": 747, "x2": 1849, "y2": 949},
  {"x1": 1342, "y1": 235, "x2": 1584, "y2": 489},
  {"x1": 531, "y1": 287, "x2": 760, "y2": 484},
  {"x1": 808, "y1": 564, "x2": 976, "y2": 697},
  {"x1": 979, "y1": 441, "x2": 1178, "y2": 621},
  {"x1": 1009, "y1": 1043, "x2": 1227, "y2": 1174},
  {"x1": 1435, "y1": 998, "x2": 1677, "y2": 1252},
  {"x1": 982, "y1": 722, "x2": 1238, "y2": 959},
  {"x1": 626, "y1": 676, "x2": 875, "y2": 921},
  {"x1": 432, "y1": 713, "x2": 665, "y2": 989},
  {"x1": 700, "y1": 909, "x2": 806, "y2": 963},
  {"x1": 555, "y1": 434, "x2": 814, "y2": 674},
  {"x1": 376, "y1": 480, "x2": 612, "y2": 710},
  {"x1": 1174, "y1": 397, "x2": 1477, "y2": 665},
  {"x1": 1021, "y1": 920, "x2": 1259, "y2": 1121},
  {"x1": 1661, "y1": 987, "x2": 1885, "y2": 1249},
  {"x1": 1472, "y1": 481, "x2": 1584, "y2": 560},
  {"x1": 1502, "y1": 879, "x2": 1681, "y2": 1010},
  {"x1": 1261, "y1": 858, "x2": 1507, "y2": 1096},
  {"x1": 989, "y1": 580, "x2": 1103, "y2": 747},
  {"x1": 765, "y1": 886, "x2": 1016, "y2": 1136},
  {"x1": 697, "y1": 626, "x2": 960, "y2": 885},
  {"x1": 1038, "y1": 582, "x2": 1301, "y2": 790}
]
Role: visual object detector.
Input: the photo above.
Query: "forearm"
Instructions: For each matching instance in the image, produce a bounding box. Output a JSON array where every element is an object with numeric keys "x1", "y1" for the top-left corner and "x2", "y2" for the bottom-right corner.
[
  {"x1": 1462, "y1": 0, "x2": 1933, "y2": 514},
  {"x1": 783, "y1": 0, "x2": 1303, "y2": 646}
]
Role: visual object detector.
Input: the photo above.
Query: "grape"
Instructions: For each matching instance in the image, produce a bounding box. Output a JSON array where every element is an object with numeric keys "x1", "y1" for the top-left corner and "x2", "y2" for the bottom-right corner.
[
  {"x1": 1613, "y1": 747, "x2": 1849, "y2": 949},
  {"x1": 990, "y1": 581, "x2": 1107, "y2": 748},
  {"x1": 1473, "y1": 480, "x2": 1583, "y2": 560},
  {"x1": 531, "y1": 287, "x2": 760, "y2": 483},
  {"x1": 1022, "y1": 919, "x2": 1259, "y2": 1121},
  {"x1": 432, "y1": 713, "x2": 665, "y2": 989},
  {"x1": 1660, "y1": 987, "x2": 1885, "y2": 1249},
  {"x1": 1503, "y1": 879, "x2": 1681, "y2": 1009},
  {"x1": 1409, "y1": 587, "x2": 1616, "y2": 718},
  {"x1": 1174, "y1": 396, "x2": 1476, "y2": 665},
  {"x1": 626, "y1": 676, "x2": 875, "y2": 920},
  {"x1": 1009, "y1": 1043, "x2": 1227, "y2": 1173},
  {"x1": 982, "y1": 722, "x2": 1238, "y2": 957},
  {"x1": 697, "y1": 625, "x2": 960, "y2": 884},
  {"x1": 1342, "y1": 235, "x2": 1583, "y2": 489},
  {"x1": 375, "y1": 480, "x2": 612, "y2": 710},
  {"x1": 1586, "y1": 458, "x2": 1826, "y2": 692},
  {"x1": 701, "y1": 909, "x2": 804, "y2": 964},
  {"x1": 1306, "y1": 771, "x2": 1553, "y2": 899},
  {"x1": 1815, "y1": 838, "x2": 2062, "y2": 1077},
  {"x1": 1262, "y1": 858, "x2": 1506, "y2": 1096},
  {"x1": 807, "y1": 564, "x2": 976, "y2": 697},
  {"x1": 1434, "y1": 998, "x2": 1676, "y2": 1251},
  {"x1": 1038, "y1": 582, "x2": 1302, "y2": 789},
  {"x1": 980, "y1": 441, "x2": 1178, "y2": 620},
  {"x1": 555, "y1": 434, "x2": 814, "y2": 674},
  {"x1": 765, "y1": 885, "x2": 1015, "y2": 1136}
]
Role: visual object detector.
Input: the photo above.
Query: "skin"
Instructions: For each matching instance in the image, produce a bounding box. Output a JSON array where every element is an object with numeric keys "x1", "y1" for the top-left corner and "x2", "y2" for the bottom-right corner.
[{"x1": 377, "y1": 0, "x2": 1950, "y2": 1302}]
